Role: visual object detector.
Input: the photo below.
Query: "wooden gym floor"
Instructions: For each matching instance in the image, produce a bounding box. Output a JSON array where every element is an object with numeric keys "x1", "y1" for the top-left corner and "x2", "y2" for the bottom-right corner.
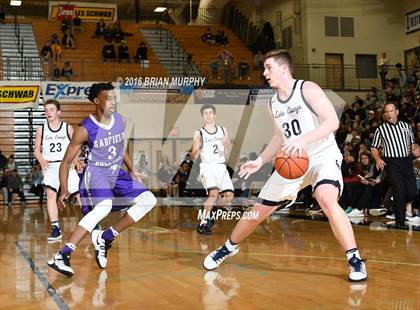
[{"x1": 0, "y1": 204, "x2": 419, "y2": 310}]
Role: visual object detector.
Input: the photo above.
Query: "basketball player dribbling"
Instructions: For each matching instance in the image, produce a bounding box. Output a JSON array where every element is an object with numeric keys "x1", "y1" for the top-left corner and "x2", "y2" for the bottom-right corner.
[
  {"x1": 191, "y1": 104, "x2": 234, "y2": 235},
  {"x1": 203, "y1": 50, "x2": 367, "y2": 282},
  {"x1": 34, "y1": 99, "x2": 80, "y2": 242},
  {"x1": 47, "y1": 83, "x2": 157, "y2": 276}
]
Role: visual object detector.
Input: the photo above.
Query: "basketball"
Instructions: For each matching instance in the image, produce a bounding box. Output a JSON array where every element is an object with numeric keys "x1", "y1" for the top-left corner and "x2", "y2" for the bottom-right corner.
[{"x1": 274, "y1": 150, "x2": 309, "y2": 179}]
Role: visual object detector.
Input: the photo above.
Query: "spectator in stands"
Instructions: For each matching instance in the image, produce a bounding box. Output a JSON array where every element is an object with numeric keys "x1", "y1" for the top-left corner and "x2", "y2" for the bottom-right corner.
[
  {"x1": 118, "y1": 40, "x2": 130, "y2": 62},
  {"x1": 6, "y1": 169, "x2": 25, "y2": 206},
  {"x1": 183, "y1": 53, "x2": 194, "y2": 75},
  {"x1": 396, "y1": 63, "x2": 408, "y2": 95},
  {"x1": 93, "y1": 18, "x2": 106, "y2": 38},
  {"x1": 217, "y1": 48, "x2": 234, "y2": 84},
  {"x1": 62, "y1": 28, "x2": 76, "y2": 49},
  {"x1": 51, "y1": 41, "x2": 62, "y2": 61},
  {"x1": 138, "y1": 153, "x2": 150, "y2": 176},
  {"x1": 237, "y1": 57, "x2": 250, "y2": 80},
  {"x1": 181, "y1": 153, "x2": 193, "y2": 171},
  {"x1": 340, "y1": 151, "x2": 362, "y2": 213},
  {"x1": 201, "y1": 28, "x2": 215, "y2": 45},
  {"x1": 61, "y1": 16, "x2": 72, "y2": 34},
  {"x1": 61, "y1": 61, "x2": 74, "y2": 81},
  {"x1": 365, "y1": 93, "x2": 377, "y2": 110},
  {"x1": 112, "y1": 21, "x2": 125, "y2": 43},
  {"x1": 215, "y1": 30, "x2": 228, "y2": 46},
  {"x1": 27, "y1": 163, "x2": 44, "y2": 204},
  {"x1": 134, "y1": 42, "x2": 148, "y2": 63},
  {"x1": 72, "y1": 15, "x2": 82, "y2": 32},
  {"x1": 157, "y1": 156, "x2": 173, "y2": 198},
  {"x1": 209, "y1": 58, "x2": 220, "y2": 79},
  {"x1": 41, "y1": 41, "x2": 53, "y2": 60},
  {"x1": 0, "y1": 5, "x2": 5, "y2": 24},
  {"x1": 255, "y1": 51, "x2": 264, "y2": 70},
  {"x1": 102, "y1": 42, "x2": 116, "y2": 62},
  {"x1": 0, "y1": 168, "x2": 7, "y2": 205},
  {"x1": 103, "y1": 24, "x2": 114, "y2": 42},
  {"x1": 347, "y1": 152, "x2": 382, "y2": 217},
  {"x1": 378, "y1": 52, "x2": 389, "y2": 89},
  {"x1": 0, "y1": 150, "x2": 7, "y2": 169},
  {"x1": 6, "y1": 155, "x2": 16, "y2": 171},
  {"x1": 168, "y1": 162, "x2": 190, "y2": 197},
  {"x1": 52, "y1": 62, "x2": 60, "y2": 80},
  {"x1": 51, "y1": 33, "x2": 60, "y2": 45}
]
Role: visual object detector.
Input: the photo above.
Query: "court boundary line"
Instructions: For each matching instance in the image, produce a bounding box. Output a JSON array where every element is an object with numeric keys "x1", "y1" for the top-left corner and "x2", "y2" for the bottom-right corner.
[
  {"x1": 15, "y1": 241, "x2": 70, "y2": 310},
  {"x1": 173, "y1": 250, "x2": 420, "y2": 267}
]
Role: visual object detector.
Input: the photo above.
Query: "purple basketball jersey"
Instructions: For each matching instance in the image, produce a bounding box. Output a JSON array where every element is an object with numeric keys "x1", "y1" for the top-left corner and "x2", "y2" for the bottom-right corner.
[
  {"x1": 79, "y1": 112, "x2": 148, "y2": 213},
  {"x1": 81, "y1": 112, "x2": 125, "y2": 169}
]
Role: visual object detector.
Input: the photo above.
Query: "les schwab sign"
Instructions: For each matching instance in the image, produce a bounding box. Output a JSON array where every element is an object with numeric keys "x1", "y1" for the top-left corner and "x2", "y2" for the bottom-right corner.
[{"x1": 49, "y1": 1, "x2": 117, "y2": 22}]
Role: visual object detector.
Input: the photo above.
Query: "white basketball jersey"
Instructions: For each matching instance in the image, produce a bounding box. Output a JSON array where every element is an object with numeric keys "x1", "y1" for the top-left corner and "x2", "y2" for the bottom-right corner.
[
  {"x1": 270, "y1": 79, "x2": 339, "y2": 156},
  {"x1": 199, "y1": 126, "x2": 226, "y2": 164},
  {"x1": 41, "y1": 122, "x2": 71, "y2": 161}
]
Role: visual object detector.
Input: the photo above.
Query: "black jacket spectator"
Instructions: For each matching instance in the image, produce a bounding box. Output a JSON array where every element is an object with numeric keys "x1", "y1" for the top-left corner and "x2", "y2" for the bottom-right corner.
[
  {"x1": 118, "y1": 41, "x2": 130, "y2": 62},
  {"x1": 0, "y1": 150, "x2": 6, "y2": 169},
  {"x1": 102, "y1": 43, "x2": 116, "y2": 62},
  {"x1": 134, "y1": 42, "x2": 148, "y2": 62}
]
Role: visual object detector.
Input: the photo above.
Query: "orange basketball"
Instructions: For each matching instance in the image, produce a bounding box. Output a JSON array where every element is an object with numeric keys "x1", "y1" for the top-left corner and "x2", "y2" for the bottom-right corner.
[{"x1": 274, "y1": 150, "x2": 309, "y2": 179}]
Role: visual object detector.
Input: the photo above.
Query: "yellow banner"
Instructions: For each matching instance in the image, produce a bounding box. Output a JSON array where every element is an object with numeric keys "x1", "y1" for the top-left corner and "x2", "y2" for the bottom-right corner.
[
  {"x1": 50, "y1": 5, "x2": 115, "y2": 22},
  {"x1": 0, "y1": 86, "x2": 39, "y2": 104}
]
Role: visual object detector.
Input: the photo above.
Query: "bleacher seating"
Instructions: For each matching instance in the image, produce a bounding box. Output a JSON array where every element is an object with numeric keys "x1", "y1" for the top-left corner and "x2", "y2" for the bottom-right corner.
[
  {"x1": 166, "y1": 25, "x2": 262, "y2": 85},
  {"x1": 32, "y1": 20, "x2": 167, "y2": 81}
]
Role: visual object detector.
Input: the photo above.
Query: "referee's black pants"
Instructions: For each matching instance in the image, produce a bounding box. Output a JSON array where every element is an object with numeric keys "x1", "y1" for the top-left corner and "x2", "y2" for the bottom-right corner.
[{"x1": 385, "y1": 157, "x2": 417, "y2": 225}]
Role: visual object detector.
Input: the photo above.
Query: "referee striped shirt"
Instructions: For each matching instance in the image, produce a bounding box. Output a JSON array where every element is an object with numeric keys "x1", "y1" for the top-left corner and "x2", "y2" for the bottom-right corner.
[{"x1": 371, "y1": 120, "x2": 414, "y2": 158}]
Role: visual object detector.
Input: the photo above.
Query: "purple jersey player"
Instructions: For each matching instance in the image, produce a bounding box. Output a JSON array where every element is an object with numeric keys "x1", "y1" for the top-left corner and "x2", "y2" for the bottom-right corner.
[{"x1": 48, "y1": 82, "x2": 157, "y2": 277}]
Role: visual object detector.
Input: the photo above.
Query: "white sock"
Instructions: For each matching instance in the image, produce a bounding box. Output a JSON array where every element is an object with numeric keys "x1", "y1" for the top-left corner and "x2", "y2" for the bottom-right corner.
[
  {"x1": 225, "y1": 239, "x2": 238, "y2": 251},
  {"x1": 110, "y1": 226, "x2": 119, "y2": 237},
  {"x1": 346, "y1": 248, "x2": 361, "y2": 261}
]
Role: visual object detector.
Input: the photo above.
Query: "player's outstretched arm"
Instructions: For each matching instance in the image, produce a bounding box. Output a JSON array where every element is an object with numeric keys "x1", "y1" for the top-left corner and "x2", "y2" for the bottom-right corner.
[
  {"x1": 34, "y1": 126, "x2": 49, "y2": 171},
  {"x1": 282, "y1": 81, "x2": 339, "y2": 155},
  {"x1": 191, "y1": 130, "x2": 201, "y2": 160},
  {"x1": 239, "y1": 104, "x2": 283, "y2": 179},
  {"x1": 59, "y1": 126, "x2": 88, "y2": 208}
]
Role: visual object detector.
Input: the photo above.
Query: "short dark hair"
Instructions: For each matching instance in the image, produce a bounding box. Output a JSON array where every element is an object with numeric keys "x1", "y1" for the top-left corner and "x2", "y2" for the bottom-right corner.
[
  {"x1": 395, "y1": 63, "x2": 402, "y2": 69},
  {"x1": 44, "y1": 99, "x2": 61, "y2": 110},
  {"x1": 200, "y1": 104, "x2": 216, "y2": 115},
  {"x1": 384, "y1": 101, "x2": 398, "y2": 110},
  {"x1": 88, "y1": 82, "x2": 114, "y2": 102},
  {"x1": 263, "y1": 49, "x2": 293, "y2": 72}
]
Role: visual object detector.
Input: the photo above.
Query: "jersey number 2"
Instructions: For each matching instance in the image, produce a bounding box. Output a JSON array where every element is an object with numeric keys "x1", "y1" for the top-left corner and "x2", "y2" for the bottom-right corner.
[
  {"x1": 282, "y1": 119, "x2": 302, "y2": 138},
  {"x1": 213, "y1": 144, "x2": 219, "y2": 154}
]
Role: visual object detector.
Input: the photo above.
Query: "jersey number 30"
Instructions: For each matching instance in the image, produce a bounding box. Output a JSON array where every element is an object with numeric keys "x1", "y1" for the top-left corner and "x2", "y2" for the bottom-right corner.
[{"x1": 282, "y1": 119, "x2": 302, "y2": 138}]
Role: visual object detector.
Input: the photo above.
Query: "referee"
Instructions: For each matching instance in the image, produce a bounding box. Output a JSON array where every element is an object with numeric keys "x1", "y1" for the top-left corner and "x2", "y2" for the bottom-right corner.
[{"x1": 371, "y1": 102, "x2": 417, "y2": 228}]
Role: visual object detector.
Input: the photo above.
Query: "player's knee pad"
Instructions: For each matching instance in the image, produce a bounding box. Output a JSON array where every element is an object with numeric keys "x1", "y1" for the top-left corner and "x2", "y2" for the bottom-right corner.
[
  {"x1": 78, "y1": 199, "x2": 112, "y2": 232},
  {"x1": 127, "y1": 191, "x2": 157, "y2": 222}
]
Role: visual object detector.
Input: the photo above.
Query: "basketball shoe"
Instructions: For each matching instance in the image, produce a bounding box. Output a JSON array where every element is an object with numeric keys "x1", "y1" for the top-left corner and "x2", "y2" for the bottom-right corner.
[
  {"x1": 348, "y1": 255, "x2": 367, "y2": 282},
  {"x1": 47, "y1": 226, "x2": 62, "y2": 242},
  {"x1": 203, "y1": 242, "x2": 239, "y2": 270},
  {"x1": 197, "y1": 223, "x2": 212, "y2": 235},
  {"x1": 47, "y1": 252, "x2": 74, "y2": 277},
  {"x1": 92, "y1": 229, "x2": 112, "y2": 269}
]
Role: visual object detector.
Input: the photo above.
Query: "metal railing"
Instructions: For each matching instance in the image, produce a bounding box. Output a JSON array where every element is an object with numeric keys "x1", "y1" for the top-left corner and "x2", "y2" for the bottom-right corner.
[{"x1": 0, "y1": 55, "x2": 401, "y2": 90}]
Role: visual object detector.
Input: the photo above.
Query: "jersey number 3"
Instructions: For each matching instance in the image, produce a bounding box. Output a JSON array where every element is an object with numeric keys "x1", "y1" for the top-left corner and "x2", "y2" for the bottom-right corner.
[{"x1": 282, "y1": 119, "x2": 302, "y2": 138}]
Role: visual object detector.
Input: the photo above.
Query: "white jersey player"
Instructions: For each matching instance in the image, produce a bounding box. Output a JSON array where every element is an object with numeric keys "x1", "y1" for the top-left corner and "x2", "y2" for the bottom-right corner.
[
  {"x1": 34, "y1": 99, "x2": 80, "y2": 242},
  {"x1": 192, "y1": 104, "x2": 234, "y2": 235},
  {"x1": 203, "y1": 50, "x2": 367, "y2": 282}
]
